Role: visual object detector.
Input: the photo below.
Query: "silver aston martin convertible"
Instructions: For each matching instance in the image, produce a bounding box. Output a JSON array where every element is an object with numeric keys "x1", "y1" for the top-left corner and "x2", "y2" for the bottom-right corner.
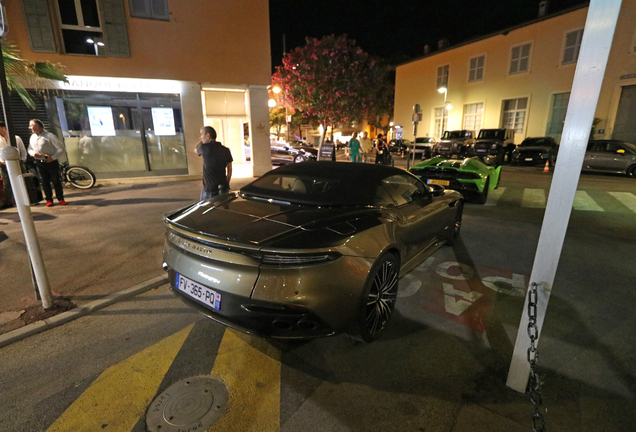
[{"x1": 162, "y1": 162, "x2": 463, "y2": 342}]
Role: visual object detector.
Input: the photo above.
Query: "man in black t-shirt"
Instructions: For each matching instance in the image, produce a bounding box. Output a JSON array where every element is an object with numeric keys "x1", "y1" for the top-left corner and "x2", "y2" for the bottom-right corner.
[{"x1": 195, "y1": 126, "x2": 233, "y2": 200}]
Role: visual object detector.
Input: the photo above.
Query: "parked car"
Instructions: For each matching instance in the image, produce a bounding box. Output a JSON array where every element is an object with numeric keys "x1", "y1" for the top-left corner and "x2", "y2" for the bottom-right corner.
[
  {"x1": 433, "y1": 130, "x2": 475, "y2": 158},
  {"x1": 388, "y1": 139, "x2": 411, "y2": 154},
  {"x1": 583, "y1": 140, "x2": 636, "y2": 177},
  {"x1": 409, "y1": 156, "x2": 502, "y2": 204},
  {"x1": 162, "y1": 162, "x2": 464, "y2": 342},
  {"x1": 468, "y1": 128, "x2": 516, "y2": 165},
  {"x1": 408, "y1": 137, "x2": 436, "y2": 159},
  {"x1": 511, "y1": 137, "x2": 559, "y2": 166},
  {"x1": 270, "y1": 141, "x2": 317, "y2": 164}
]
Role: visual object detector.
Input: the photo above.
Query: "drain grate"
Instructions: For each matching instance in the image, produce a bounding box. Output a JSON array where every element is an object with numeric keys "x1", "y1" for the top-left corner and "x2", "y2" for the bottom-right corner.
[
  {"x1": 146, "y1": 376, "x2": 229, "y2": 432},
  {"x1": 49, "y1": 205, "x2": 89, "y2": 214}
]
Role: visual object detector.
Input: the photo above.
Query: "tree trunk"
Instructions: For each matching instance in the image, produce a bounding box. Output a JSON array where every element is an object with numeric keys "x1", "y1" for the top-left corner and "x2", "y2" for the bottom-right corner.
[{"x1": 317, "y1": 121, "x2": 328, "y2": 161}]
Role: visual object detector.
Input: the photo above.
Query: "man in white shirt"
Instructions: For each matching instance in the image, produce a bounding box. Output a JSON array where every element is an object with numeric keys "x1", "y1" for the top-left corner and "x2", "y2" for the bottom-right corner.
[
  {"x1": 0, "y1": 121, "x2": 27, "y2": 208},
  {"x1": 28, "y1": 119, "x2": 67, "y2": 207},
  {"x1": 359, "y1": 131, "x2": 373, "y2": 163}
]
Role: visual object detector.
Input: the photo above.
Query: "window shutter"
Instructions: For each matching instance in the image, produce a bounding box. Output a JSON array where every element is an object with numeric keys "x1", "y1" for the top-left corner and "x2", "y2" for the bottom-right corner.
[
  {"x1": 99, "y1": 0, "x2": 131, "y2": 58},
  {"x1": 20, "y1": 0, "x2": 57, "y2": 52},
  {"x1": 150, "y1": 0, "x2": 169, "y2": 20},
  {"x1": 129, "y1": 0, "x2": 151, "y2": 18}
]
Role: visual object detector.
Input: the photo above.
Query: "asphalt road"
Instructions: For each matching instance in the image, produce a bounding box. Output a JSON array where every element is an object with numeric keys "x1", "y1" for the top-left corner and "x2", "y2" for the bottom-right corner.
[{"x1": 0, "y1": 162, "x2": 635, "y2": 431}]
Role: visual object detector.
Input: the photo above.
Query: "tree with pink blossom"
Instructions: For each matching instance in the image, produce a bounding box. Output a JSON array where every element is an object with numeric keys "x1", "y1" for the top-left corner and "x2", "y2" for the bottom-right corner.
[{"x1": 272, "y1": 35, "x2": 393, "y2": 158}]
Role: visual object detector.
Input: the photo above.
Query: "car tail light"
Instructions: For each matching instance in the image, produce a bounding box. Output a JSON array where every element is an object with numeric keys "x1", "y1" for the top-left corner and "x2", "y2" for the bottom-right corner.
[{"x1": 260, "y1": 252, "x2": 342, "y2": 265}]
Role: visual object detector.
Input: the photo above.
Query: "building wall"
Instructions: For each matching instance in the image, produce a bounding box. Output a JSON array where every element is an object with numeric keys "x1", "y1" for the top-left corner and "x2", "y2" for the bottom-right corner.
[
  {"x1": 6, "y1": 0, "x2": 272, "y2": 85},
  {"x1": 395, "y1": 1, "x2": 636, "y2": 144}
]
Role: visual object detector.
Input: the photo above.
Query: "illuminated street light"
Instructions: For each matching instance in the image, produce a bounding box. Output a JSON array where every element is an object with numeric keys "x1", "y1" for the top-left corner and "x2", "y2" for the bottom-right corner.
[
  {"x1": 272, "y1": 86, "x2": 281, "y2": 94},
  {"x1": 445, "y1": 102, "x2": 453, "y2": 110},
  {"x1": 268, "y1": 99, "x2": 277, "y2": 108},
  {"x1": 86, "y1": 38, "x2": 104, "y2": 56}
]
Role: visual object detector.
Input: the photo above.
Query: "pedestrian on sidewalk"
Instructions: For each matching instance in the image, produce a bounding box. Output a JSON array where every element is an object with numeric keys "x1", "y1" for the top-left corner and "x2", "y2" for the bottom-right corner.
[
  {"x1": 195, "y1": 126, "x2": 233, "y2": 200},
  {"x1": 359, "y1": 131, "x2": 372, "y2": 163},
  {"x1": 375, "y1": 133, "x2": 388, "y2": 165},
  {"x1": 348, "y1": 132, "x2": 362, "y2": 163},
  {"x1": 28, "y1": 119, "x2": 67, "y2": 207},
  {"x1": 0, "y1": 121, "x2": 28, "y2": 209}
]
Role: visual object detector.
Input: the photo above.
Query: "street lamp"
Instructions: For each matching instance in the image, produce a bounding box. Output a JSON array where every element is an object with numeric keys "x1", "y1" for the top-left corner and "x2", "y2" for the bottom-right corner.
[
  {"x1": 86, "y1": 38, "x2": 104, "y2": 56},
  {"x1": 272, "y1": 85, "x2": 289, "y2": 142}
]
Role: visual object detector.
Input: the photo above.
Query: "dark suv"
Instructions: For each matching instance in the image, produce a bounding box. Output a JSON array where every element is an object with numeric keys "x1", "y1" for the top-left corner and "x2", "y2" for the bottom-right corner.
[
  {"x1": 511, "y1": 137, "x2": 559, "y2": 166},
  {"x1": 469, "y1": 128, "x2": 516, "y2": 165},
  {"x1": 433, "y1": 130, "x2": 475, "y2": 158}
]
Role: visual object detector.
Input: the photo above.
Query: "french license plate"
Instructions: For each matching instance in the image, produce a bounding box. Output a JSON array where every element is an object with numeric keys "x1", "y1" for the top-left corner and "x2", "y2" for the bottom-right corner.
[
  {"x1": 176, "y1": 273, "x2": 221, "y2": 310},
  {"x1": 476, "y1": 148, "x2": 487, "y2": 153},
  {"x1": 525, "y1": 158, "x2": 533, "y2": 161},
  {"x1": 428, "y1": 179, "x2": 450, "y2": 186}
]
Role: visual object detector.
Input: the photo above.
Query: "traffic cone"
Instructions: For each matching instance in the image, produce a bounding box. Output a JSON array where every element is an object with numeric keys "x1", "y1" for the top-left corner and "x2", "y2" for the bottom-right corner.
[{"x1": 543, "y1": 160, "x2": 550, "y2": 173}]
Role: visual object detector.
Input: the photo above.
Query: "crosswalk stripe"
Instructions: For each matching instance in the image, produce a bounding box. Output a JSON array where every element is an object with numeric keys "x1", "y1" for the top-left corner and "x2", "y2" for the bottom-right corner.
[
  {"x1": 608, "y1": 192, "x2": 636, "y2": 214},
  {"x1": 46, "y1": 325, "x2": 193, "y2": 432},
  {"x1": 209, "y1": 329, "x2": 281, "y2": 431},
  {"x1": 484, "y1": 187, "x2": 505, "y2": 206},
  {"x1": 521, "y1": 188, "x2": 546, "y2": 208},
  {"x1": 573, "y1": 191, "x2": 604, "y2": 211}
]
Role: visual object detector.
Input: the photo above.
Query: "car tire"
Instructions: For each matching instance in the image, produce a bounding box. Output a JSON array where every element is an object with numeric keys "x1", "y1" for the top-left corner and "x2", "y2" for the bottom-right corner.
[
  {"x1": 354, "y1": 252, "x2": 400, "y2": 343},
  {"x1": 446, "y1": 201, "x2": 463, "y2": 246},
  {"x1": 294, "y1": 155, "x2": 305, "y2": 163},
  {"x1": 476, "y1": 178, "x2": 490, "y2": 204},
  {"x1": 627, "y1": 165, "x2": 636, "y2": 178}
]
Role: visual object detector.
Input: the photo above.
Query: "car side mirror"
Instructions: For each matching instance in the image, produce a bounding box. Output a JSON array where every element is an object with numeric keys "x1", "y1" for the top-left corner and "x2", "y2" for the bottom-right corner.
[
  {"x1": 616, "y1": 149, "x2": 625, "y2": 155},
  {"x1": 427, "y1": 184, "x2": 445, "y2": 197}
]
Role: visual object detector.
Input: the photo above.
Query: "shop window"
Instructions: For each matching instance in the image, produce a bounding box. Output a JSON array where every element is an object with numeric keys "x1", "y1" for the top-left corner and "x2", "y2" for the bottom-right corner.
[
  {"x1": 509, "y1": 43, "x2": 531, "y2": 74},
  {"x1": 468, "y1": 55, "x2": 485, "y2": 82},
  {"x1": 436, "y1": 65, "x2": 449, "y2": 90},
  {"x1": 129, "y1": 0, "x2": 169, "y2": 20},
  {"x1": 502, "y1": 98, "x2": 528, "y2": 134},
  {"x1": 562, "y1": 29, "x2": 583, "y2": 64}
]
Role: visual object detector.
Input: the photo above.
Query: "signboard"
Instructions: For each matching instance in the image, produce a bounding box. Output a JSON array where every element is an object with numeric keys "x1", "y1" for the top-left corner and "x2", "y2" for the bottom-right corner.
[
  {"x1": 87, "y1": 106, "x2": 116, "y2": 136},
  {"x1": 320, "y1": 142, "x2": 335, "y2": 161},
  {"x1": 61, "y1": 76, "x2": 181, "y2": 94},
  {"x1": 151, "y1": 107, "x2": 176, "y2": 136}
]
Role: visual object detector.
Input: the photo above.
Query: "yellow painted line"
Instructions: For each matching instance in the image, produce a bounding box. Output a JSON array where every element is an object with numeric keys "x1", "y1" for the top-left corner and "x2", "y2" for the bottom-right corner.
[
  {"x1": 209, "y1": 329, "x2": 281, "y2": 432},
  {"x1": 47, "y1": 325, "x2": 193, "y2": 432}
]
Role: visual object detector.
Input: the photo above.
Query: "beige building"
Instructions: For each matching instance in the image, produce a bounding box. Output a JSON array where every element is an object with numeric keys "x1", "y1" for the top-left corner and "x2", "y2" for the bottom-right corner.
[
  {"x1": 4, "y1": 0, "x2": 273, "y2": 180},
  {"x1": 394, "y1": 1, "x2": 636, "y2": 145}
]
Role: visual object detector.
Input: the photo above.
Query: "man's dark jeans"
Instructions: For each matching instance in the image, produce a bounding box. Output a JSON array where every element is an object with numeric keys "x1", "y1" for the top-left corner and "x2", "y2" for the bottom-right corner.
[{"x1": 35, "y1": 160, "x2": 64, "y2": 202}]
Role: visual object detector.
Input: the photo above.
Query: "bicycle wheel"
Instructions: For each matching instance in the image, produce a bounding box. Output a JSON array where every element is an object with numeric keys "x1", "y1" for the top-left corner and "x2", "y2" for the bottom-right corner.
[{"x1": 66, "y1": 165, "x2": 96, "y2": 189}]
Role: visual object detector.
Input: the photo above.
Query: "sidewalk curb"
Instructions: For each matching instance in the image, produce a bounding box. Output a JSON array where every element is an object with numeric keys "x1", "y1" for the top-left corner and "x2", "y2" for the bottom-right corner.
[{"x1": 0, "y1": 275, "x2": 169, "y2": 349}]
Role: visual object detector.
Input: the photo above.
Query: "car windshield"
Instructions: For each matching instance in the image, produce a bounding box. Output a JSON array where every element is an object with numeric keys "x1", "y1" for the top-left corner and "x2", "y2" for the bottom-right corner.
[
  {"x1": 415, "y1": 138, "x2": 432, "y2": 143},
  {"x1": 442, "y1": 131, "x2": 463, "y2": 139},
  {"x1": 520, "y1": 138, "x2": 551, "y2": 146},
  {"x1": 240, "y1": 162, "x2": 409, "y2": 206},
  {"x1": 478, "y1": 130, "x2": 504, "y2": 140}
]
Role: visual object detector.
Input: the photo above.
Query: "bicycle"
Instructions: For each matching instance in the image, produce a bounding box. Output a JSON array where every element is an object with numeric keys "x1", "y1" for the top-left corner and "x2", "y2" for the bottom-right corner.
[{"x1": 59, "y1": 160, "x2": 96, "y2": 189}]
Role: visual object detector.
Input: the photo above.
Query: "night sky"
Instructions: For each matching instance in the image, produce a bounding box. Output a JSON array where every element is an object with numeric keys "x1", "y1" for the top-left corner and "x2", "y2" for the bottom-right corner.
[{"x1": 269, "y1": 0, "x2": 587, "y2": 68}]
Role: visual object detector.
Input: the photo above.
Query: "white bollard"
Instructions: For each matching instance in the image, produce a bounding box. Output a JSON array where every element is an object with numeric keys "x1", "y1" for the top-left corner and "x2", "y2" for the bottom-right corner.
[{"x1": 0, "y1": 146, "x2": 53, "y2": 309}]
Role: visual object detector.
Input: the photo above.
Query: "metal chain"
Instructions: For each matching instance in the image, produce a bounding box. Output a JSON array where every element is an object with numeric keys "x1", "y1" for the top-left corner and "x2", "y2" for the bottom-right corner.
[{"x1": 527, "y1": 282, "x2": 546, "y2": 432}]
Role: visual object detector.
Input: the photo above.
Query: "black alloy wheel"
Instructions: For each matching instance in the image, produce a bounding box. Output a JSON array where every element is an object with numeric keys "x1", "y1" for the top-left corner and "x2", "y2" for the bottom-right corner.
[
  {"x1": 294, "y1": 155, "x2": 305, "y2": 163},
  {"x1": 356, "y1": 253, "x2": 399, "y2": 342},
  {"x1": 446, "y1": 201, "x2": 463, "y2": 246},
  {"x1": 476, "y1": 178, "x2": 490, "y2": 204},
  {"x1": 627, "y1": 165, "x2": 636, "y2": 178}
]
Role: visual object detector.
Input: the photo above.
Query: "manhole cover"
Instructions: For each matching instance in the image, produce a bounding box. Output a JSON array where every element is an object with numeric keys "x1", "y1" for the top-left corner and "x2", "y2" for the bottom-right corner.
[
  {"x1": 146, "y1": 376, "x2": 228, "y2": 432},
  {"x1": 49, "y1": 205, "x2": 89, "y2": 214}
]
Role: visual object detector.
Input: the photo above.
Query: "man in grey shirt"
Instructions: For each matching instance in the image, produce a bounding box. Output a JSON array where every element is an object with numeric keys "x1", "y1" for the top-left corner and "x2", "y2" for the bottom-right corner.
[{"x1": 28, "y1": 119, "x2": 67, "y2": 207}]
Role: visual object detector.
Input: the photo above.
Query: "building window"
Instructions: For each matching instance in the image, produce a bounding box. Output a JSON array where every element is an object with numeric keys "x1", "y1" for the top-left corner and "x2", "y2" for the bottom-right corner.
[
  {"x1": 509, "y1": 43, "x2": 531, "y2": 74},
  {"x1": 129, "y1": 0, "x2": 170, "y2": 20},
  {"x1": 546, "y1": 93, "x2": 570, "y2": 137},
  {"x1": 468, "y1": 55, "x2": 485, "y2": 82},
  {"x1": 436, "y1": 65, "x2": 449, "y2": 89},
  {"x1": 433, "y1": 107, "x2": 447, "y2": 139},
  {"x1": 463, "y1": 103, "x2": 483, "y2": 131},
  {"x1": 56, "y1": 0, "x2": 104, "y2": 55},
  {"x1": 562, "y1": 29, "x2": 583, "y2": 64},
  {"x1": 502, "y1": 98, "x2": 528, "y2": 134}
]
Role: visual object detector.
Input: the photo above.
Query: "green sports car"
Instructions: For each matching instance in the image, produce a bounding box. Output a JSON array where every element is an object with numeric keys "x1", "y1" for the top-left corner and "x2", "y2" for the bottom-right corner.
[{"x1": 409, "y1": 157, "x2": 501, "y2": 204}]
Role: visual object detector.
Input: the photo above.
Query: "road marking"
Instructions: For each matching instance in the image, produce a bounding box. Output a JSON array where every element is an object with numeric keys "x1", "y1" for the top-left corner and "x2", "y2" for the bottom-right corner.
[
  {"x1": 209, "y1": 329, "x2": 280, "y2": 432},
  {"x1": 443, "y1": 283, "x2": 482, "y2": 316},
  {"x1": 608, "y1": 192, "x2": 636, "y2": 214},
  {"x1": 484, "y1": 187, "x2": 505, "y2": 206},
  {"x1": 572, "y1": 190, "x2": 604, "y2": 211},
  {"x1": 46, "y1": 325, "x2": 193, "y2": 432},
  {"x1": 521, "y1": 188, "x2": 546, "y2": 208}
]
